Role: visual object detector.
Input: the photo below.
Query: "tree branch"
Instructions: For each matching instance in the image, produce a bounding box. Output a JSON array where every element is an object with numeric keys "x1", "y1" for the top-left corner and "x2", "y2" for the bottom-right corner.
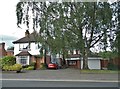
[{"x1": 90, "y1": 33, "x2": 104, "y2": 48}]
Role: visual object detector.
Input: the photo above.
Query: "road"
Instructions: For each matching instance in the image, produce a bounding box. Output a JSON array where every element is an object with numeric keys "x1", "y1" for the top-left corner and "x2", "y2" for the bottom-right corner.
[
  {"x1": 1, "y1": 80, "x2": 119, "y2": 87},
  {"x1": 1, "y1": 69, "x2": 119, "y2": 88}
]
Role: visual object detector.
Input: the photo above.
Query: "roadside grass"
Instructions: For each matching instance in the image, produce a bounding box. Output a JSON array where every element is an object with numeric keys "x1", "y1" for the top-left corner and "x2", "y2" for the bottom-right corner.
[{"x1": 80, "y1": 69, "x2": 119, "y2": 74}]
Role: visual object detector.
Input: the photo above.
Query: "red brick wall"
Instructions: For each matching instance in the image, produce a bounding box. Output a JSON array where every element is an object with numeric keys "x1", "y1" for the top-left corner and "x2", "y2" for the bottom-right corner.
[
  {"x1": 100, "y1": 60, "x2": 109, "y2": 69},
  {"x1": 6, "y1": 51, "x2": 14, "y2": 56},
  {"x1": 67, "y1": 60, "x2": 81, "y2": 69},
  {"x1": 112, "y1": 57, "x2": 120, "y2": 66},
  {"x1": 46, "y1": 55, "x2": 51, "y2": 65},
  {"x1": 77, "y1": 60, "x2": 81, "y2": 69},
  {"x1": 0, "y1": 43, "x2": 7, "y2": 57}
]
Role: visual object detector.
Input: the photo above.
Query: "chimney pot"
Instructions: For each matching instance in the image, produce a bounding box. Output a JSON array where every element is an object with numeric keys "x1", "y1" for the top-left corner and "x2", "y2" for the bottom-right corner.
[{"x1": 25, "y1": 30, "x2": 30, "y2": 37}]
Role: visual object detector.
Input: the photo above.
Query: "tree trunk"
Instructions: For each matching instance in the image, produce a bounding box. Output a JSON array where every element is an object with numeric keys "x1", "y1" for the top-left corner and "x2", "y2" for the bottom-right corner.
[
  {"x1": 82, "y1": 47, "x2": 89, "y2": 69},
  {"x1": 44, "y1": 48, "x2": 47, "y2": 68},
  {"x1": 62, "y1": 54, "x2": 66, "y2": 65}
]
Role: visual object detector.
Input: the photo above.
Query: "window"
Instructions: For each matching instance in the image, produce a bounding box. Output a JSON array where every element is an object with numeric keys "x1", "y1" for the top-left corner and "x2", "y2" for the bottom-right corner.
[
  {"x1": 19, "y1": 43, "x2": 31, "y2": 51},
  {"x1": 68, "y1": 61, "x2": 76, "y2": 65},
  {"x1": 20, "y1": 56, "x2": 28, "y2": 65}
]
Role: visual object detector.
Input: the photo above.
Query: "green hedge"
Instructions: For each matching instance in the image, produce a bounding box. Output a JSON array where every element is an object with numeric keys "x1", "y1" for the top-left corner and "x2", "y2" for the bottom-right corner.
[
  {"x1": 107, "y1": 63, "x2": 118, "y2": 70},
  {"x1": 0, "y1": 56, "x2": 16, "y2": 68},
  {"x1": 2, "y1": 64, "x2": 22, "y2": 71},
  {"x1": 40, "y1": 63, "x2": 47, "y2": 69},
  {"x1": 24, "y1": 66, "x2": 34, "y2": 70}
]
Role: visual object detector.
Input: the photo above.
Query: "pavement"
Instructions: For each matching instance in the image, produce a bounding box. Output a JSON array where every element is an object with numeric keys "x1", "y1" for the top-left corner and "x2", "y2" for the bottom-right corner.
[{"x1": 1, "y1": 68, "x2": 119, "y2": 82}]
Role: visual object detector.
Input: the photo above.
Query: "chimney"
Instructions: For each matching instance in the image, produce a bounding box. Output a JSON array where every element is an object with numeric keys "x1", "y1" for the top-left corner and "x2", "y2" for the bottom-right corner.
[
  {"x1": 0, "y1": 42, "x2": 7, "y2": 57},
  {"x1": 25, "y1": 30, "x2": 30, "y2": 37},
  {"x1": 0, "y1": 42, "x2": 5, "y2": 49}
]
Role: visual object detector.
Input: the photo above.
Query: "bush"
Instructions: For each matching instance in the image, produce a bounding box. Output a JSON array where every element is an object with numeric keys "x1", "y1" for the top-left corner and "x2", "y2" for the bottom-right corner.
[
  {"x1": 30, "y1": 62, "x2": 36, "y2": 66},
  {"x1": 24, "y1": 66, "x2": 34, "y2": 70},
  {"x1": 40, "y1": 63, "x2": 47, "y2": 69},
  {"x1": 1, "y1": 56, "x2": 16, "y2": 68},
  {"x1": 107, "y1": 63, "x2": 118, "y2": 70},
  {"x1": 2, "y1": 64, "x2": 22, "y2": 71}
]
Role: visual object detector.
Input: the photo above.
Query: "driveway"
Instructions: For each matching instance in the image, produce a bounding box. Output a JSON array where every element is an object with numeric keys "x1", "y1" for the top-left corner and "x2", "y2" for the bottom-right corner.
[{"x1": 2, "y1": 68, "x2": 118, "y2": 81}]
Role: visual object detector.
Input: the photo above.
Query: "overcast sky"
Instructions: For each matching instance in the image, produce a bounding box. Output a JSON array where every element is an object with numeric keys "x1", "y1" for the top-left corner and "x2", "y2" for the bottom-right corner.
[
  {"x1": 0, "y1": 0, "x2": 117, "y2": 49},
  {"x1": 0, "y1": 0, "x2": 34, "y2": 49}
]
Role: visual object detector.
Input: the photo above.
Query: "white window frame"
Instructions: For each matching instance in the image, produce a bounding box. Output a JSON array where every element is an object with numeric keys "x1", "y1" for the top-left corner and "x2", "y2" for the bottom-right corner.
[{"x1": 19, "y1": 56, "x2": 28, "y2": 65}]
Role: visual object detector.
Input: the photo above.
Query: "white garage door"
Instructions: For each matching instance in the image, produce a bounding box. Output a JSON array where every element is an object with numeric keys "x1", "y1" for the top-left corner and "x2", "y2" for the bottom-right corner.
[{"x1": 81, "y1": 59, "x2": 101, "y2": 69}]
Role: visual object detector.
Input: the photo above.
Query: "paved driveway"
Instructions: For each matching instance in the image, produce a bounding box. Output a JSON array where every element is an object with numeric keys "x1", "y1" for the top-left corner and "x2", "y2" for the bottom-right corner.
[{"x1": 2, "y1": 68, "x2": 118, "y2": 81}]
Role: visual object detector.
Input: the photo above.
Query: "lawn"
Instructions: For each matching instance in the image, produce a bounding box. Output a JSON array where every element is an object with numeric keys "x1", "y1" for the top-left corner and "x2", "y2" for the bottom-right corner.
[{"x1": 80, "y1": 69, "x2": 119, "y2": 74}]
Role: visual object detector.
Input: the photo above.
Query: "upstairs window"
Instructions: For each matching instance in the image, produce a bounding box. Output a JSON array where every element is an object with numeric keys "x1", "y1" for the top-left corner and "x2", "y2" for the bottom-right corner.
[{"x1": 19, "y1": 43, "x2": 31, "y2": 51}]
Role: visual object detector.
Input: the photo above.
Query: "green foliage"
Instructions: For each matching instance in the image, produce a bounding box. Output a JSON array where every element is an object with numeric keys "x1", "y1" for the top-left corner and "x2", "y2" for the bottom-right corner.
[
  {"x1": 30, "y1": 62, "x2": 36, "y2": 66},
  {"x1": 98, "y1": 51, "x2": 118, "y2": 58},
  {"x1": 2, "y1": 64, "x2": 22, "y2": 71},
  {"x1": 1, "y1": 56, "x2": 16, "y2": 68},
  {"x1": 24, "y1": 66, "x2": 34, "y2": 70},
  {"x1": 107, "y1": 63, "x2": 118, "y2": 70},
  {"x1": 40, "y1": 63, "x2": 47, "y2": 69}
]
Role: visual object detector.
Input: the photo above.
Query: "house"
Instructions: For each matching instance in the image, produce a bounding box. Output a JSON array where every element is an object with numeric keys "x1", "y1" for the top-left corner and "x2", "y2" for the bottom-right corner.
[
  {"x1": 0, "y1": 42, "x2": 14, "y2": 58},
  {"x1": 13, "y1": 30, "x2": 109, "y2": 70},
  {"x1": 6, "y1": 47, "x2": 14, "y2": 56},
  {"x1": 0, "y1": 42, "x2": 7, "y2": 58},
  {"x1": 12, "y1": 30, "x2": 51, "y2": 69}
]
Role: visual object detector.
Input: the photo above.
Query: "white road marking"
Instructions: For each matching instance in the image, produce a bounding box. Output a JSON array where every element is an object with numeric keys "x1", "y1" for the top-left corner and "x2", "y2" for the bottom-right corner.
[{"x1": 0, "y1": 79, "x2": 118, "y2": 83}]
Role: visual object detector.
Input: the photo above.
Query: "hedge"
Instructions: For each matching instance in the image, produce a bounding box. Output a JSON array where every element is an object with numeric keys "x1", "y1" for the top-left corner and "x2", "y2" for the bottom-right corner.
[{"x1": 2, "y1": 64, "x2": 22, "y2": 72}]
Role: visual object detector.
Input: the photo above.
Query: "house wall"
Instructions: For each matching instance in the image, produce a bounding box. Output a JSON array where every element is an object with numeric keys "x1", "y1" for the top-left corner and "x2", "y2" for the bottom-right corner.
[
  {"x1": 0, "y1": 43, "x2": 7, "y2": 58},
  {"x1": 67, "y1": 60, "x2": 81, "y2": 69},
  {"x1": 100, "y1": 60, "x2": 109, "y2": 69},
  {"x1": 14, "y1": 43, "x2": 40, "y2": 56},
  {"x1": 29, "y1": 43, "x2": 40, "y2": 55},
  {"x1": 7, "y1": 50, "x2": 14, "y2": 56}
]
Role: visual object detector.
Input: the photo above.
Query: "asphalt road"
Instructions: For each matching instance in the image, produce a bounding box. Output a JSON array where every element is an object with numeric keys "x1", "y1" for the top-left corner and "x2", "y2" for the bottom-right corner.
[
  {"x1": 1, "y1": 69, "x2": 119, "y2": 88},
  {"x1": 2, "y1": 69, "x2": 118, "y2": 81},
  {"x1": 2, "y1": 80, "x2": 119, "y2": 87}
]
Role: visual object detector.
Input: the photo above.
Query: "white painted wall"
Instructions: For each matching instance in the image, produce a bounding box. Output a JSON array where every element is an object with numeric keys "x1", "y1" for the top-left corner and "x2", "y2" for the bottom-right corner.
[
  {"x1": 14, "y1": 43, "x2": 41, "y2": 56},
  {"x1": 14, "y1": 44, "x2": 19, "y2": 56},
  {"x1": 16, "y1": 56, "x2": 20, "y2": 64},
  {"x1": 29, "y1": 43, "x2": 40, "y2": 55}
]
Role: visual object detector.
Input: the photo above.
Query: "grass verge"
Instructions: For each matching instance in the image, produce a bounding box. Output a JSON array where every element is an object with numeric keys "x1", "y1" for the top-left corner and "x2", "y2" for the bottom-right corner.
[{"x1": 80, "y1": 69, "x2": 119, "y2": 73}]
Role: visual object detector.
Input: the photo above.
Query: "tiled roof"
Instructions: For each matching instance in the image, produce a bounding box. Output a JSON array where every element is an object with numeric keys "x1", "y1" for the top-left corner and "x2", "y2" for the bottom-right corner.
[
  {"x1": 15, "y1": 51, "x2": 32, "y2": 56},
  {"x1": 13, "y1": 32, "x2": 37, "y2": 44}
]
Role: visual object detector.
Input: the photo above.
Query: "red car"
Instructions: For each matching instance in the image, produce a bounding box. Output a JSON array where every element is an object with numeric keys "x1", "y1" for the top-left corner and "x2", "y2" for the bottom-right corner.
[{"x1": 48, "y1": 63, "x2": 58, "y2": 69}]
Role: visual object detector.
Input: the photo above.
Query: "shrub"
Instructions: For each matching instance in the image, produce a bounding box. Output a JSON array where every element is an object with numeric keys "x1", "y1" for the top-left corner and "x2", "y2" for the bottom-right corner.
[
  {"x1": 2, "y1": 64, "x2": 22, "y2": 71},
  {"x1": 107, "y1": 63, "x2": 118, "y2": 70},
  {"x1": 1, "y1": 56, "x2": 16, "y2": 68},
  {"x1": 30, "y1": 62, "x2": 36, "y2": 66},
  {"x1": 24, "y1": 66, "x2": 34, "y2": 70},
  {"x1": 40, "y1": 63, "x2": 47, "y2": 69}
]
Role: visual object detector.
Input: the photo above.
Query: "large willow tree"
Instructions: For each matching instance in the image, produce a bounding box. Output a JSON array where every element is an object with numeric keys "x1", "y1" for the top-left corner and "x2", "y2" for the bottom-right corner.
[{"x1": 16, "y1": 1, "x2": 114, "y2": 69}]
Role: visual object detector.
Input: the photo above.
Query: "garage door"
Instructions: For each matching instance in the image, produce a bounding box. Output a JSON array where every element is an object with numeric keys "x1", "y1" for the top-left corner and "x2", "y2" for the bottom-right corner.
[{"x1": 81, "y1": 59, "x2": 101, "y2": 69}]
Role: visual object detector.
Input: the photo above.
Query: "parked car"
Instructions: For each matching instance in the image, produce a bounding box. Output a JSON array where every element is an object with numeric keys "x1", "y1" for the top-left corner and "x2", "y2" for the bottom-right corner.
[{"x1": 48, "y1": 62, "x2": 58, "y2": 69}]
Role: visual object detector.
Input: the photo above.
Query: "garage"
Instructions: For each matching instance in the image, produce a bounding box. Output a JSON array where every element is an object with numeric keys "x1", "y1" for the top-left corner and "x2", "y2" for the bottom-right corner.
[
  {"x1": 81, "y1": 57, "x2": 102, "y2": 69},
  {"x1": 66, "y1": 56, "x2": 102, "y2": 69}
]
